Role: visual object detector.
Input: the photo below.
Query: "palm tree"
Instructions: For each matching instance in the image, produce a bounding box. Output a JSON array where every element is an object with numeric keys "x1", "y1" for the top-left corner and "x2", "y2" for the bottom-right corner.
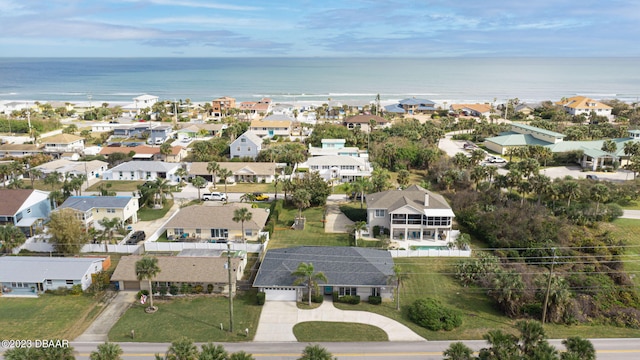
[
  {"x1": 292, "y1": 262, "x2": 328, "y2": 306},
  {"x1": 28, "y1": 167, "x2": 43, "y2": 189},
  {"x1": 351, "y1": 220, "x2": 367, "y2": 247},
  {"x1": 562, "y1": 337, "x2": 595, "y2": 360},
  {"x1": 232, "y1": 207, "x2": 253, "y2": 243},
  {"x1": 218, "y1": 168, "x2": 233, "y2": 200},
  {"x1": 152, "y1": 177, "x2": 173, "y2": 208},
  {"x1": 159, "y1": 142, "x2": 172, "y2": 159},
  {"x1": 199, "y1": 343, "x2": 228, "y2": 360},
  {"x1": 164, "y1": 337, "x2": 199, "y2": 360},
  {"x1": 175, "y1": 167, "x2": 188, "y2": 185},
  {"x1": 135, "y1": 256, "x2": 161, "y2": 311},
  {"x1": 207, "y1": 161, "x2": 220, "y2": 189},
  {"x1": 273, "y1": 174, "x2": 281, "y2": 200},
  {"x1": 191, "y1": 176, "x2": 207, "y2": 200},
  {"x1": 0, "y1": 224, "x2": 27, "y2": 253},
  {"x1": 392, "y1": 264, "x2": 408, "y2": 311},
  {"x1": 478, "y1": 329, "x2": 520, "y2": 360},
  {"x1": 470, "y1": 165, "x2": 487, "y2": 191},
  {"x1": 443, "y1": 342, "x2": 474, "y2": 360},
  {"x1": 44, "y1": 171, "x2": 62, "y2": 191},
  {"x1": 489, "y1": 270, "x2": 525, "y2": 317},
  {"x1": 561, "y1": 181, "x2": 580, "y2": 207},
  {"x1": 516, "y1": 320, "x2": 547, "y2": 357},
  {"x1": 297, "y1": 344, "x2": 336, "y2": 360},
  {"x1": 240, "y1": 192, "x2": 257, "y2": 203},
  {"x1": 98, "y1": 217, "x2": 121, "y2": 252},
  {"x1": 90, "y1": 342, "x2": 123, "y2": 360},
  {"x1": 292, "y1": 188, "x2": 311, "y2": 219},
  {"x1": 590, "y1": 183, "x2": 609, "y2": 213}
]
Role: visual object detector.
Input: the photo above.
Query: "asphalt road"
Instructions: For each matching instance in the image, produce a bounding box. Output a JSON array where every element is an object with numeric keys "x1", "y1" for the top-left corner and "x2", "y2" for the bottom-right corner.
[{"x1": 67, "y1": 339, "x2": 640, "y2": 359}]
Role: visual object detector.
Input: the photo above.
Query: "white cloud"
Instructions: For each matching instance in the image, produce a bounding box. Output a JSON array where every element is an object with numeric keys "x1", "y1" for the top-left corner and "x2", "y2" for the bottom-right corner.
[{"x1": 126, "y1": 0, "x2": 261, "y2": 11}]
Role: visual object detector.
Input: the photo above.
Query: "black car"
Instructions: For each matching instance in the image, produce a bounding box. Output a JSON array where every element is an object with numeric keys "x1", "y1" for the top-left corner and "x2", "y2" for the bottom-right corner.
[{"x1": 127, "y1": 230, "x2": 146, "y2": 244}]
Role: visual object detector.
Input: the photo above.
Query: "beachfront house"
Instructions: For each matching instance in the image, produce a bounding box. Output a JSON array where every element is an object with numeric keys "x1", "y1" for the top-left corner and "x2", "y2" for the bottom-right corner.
[
  {"x1": 0, "y1": 189, "x2": 51, "y2": 237},
  {"x1": 211, "y1": 96, "x2": 236, "y2": 118},
  {"x1": 253, "y1": 246, "x2": 394, "y2": 302},
  {"x1": 249, "y1": 119, "x2": 292, "y2": 139},
  {"x1": 450, "y1": 103, "x2": 492, "y2": 118},
  {"x1": 133, "y1": 94, "x2": 159, "y2": 112},
  {"x1": 366, "y1": 185, "x2": 455, "y2": 244},
  {"x1": 238, "y1": 98, "x2": 272, "y2": 119},
  {"x1": 102, "y1": 161, "x2": 181, "y2": 182},
  {"x1": 230, "y1": 131, "x2": 262, "y2": 159},
  {"x1": 555, "y1": 96, "x2": 613, "y2": 120},
  {"x1": 384, "y1": 98, "x2": 437, "y2": 115},
  {"x1": 163, "y1": 204, "x2": 269, "y2": 242},
  {"x1": 55, "y1": 196, "x2": 139, "y2": 229},
  {"x1": 299, "y1": 155, "x2": 372, "y2": 183},
  {"x1": 0, "y1": 256, "x2": 108, "y2": 295}
]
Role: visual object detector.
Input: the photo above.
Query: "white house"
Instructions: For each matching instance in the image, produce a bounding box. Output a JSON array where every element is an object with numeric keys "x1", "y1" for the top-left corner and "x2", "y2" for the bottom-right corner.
[
  {"x1": 0, "y1": 256, "x2": 107, "y2": 295},
  {"x1": 41, "y1": 134, "x2": 85, "y2": 153},
  {"x1": 308, "y1": 139, "x2": 368, "y2": 158},
  {"x1": 102, "y1": 161, "x2": 181, "y2": 182},
  {"x1": 56, "y1": 196, "x2": 139, "y2": 228},
  {"x1": 34, "y1": 159, "x2": 109, "y2": 180},
  {"x1": 366, "y1": 185, "x2": 455, "y2": 244},
  {"x1": 555, "y1": 96, "x2": 613, "y2": 120},
  {"x1": 230, "y1": 131, "x2": 262, "y2": 159},
  {"x1": 300, "y1": 155, "x2": 372, "y2": 183},
  {"x1": 249, "y1": 119, "x2": 292, "y2": 138},
  {"x1": 133, "y1": 94, "x2": 159, "y2": 111}
]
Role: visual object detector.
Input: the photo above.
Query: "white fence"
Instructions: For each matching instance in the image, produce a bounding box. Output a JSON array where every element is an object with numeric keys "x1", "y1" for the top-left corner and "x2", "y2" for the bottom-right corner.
[
  {"x1": 143, "y1": 242, "x2": 264, "y2": 253},
  {"x1": 18, "y1": 241, "x2": 143, "y2": 254},
  {"x1": 389, "y1": 249, "x2": 472, "y2": 258}
]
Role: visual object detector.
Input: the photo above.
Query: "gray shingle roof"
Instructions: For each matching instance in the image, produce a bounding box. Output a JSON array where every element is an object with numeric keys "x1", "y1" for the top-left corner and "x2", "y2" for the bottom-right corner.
[
  {"x1": 108, "y1": 161, "x2": 179, "y2": 172},
  {"x1": 366, "y1": 185, "x2": 452, "y2": 213},
  {"x1": 253, "y1": 246, "x2": 394, "y2": 288},
  {"x1": 57, "y1": 196, "x2": 134, "y2": 212},
  {"x1": 0, "y1": 256, "x2": 105, "y2": 283}
]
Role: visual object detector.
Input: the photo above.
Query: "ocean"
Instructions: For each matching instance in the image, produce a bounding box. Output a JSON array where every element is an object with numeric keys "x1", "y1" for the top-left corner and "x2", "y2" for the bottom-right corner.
[{"x1": 0, "y1": 57, "x2": 639, "y2": 106}]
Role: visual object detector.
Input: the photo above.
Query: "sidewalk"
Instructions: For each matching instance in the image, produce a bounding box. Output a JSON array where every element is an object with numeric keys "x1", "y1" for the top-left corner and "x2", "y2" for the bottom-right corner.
[
  {"x1": 254, "y1": 297, "x2": 425, "y2": 342},
  {"x1": 75, "y1": 291, "x2": 137, "y2": 342}
]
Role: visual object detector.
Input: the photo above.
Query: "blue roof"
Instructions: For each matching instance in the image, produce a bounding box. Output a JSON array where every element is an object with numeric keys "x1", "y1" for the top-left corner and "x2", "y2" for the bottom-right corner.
[{"x1": 384, "y1": 104, "x2": 405, "y2": 113}]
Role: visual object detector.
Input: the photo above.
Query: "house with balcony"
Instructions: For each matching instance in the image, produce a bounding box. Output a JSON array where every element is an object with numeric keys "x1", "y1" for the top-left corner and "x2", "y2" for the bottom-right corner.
[
  {"x1": 0, "y1": 189, "x2": 51, "y2": 237},
  {"x1": 384, "y1": 98, "x2": 437, "y2": 115},
  {"x1": 366, "y1": 185, "x2": 455, "y2": 244},
  {"x1": 308, "y1": 139, "x2": 368, "y2": 158},
  {"x1": 249, "y1": 119, "x2": 292, "y2": 138},
  {"x1": 56, "y1": 196, "x2": 139, "y2": 229},
  {"x1": 555, "y1": 96, "x2": 613, "y2": 120},
  {"x1": 230, "y1": 131, "x2": 262, "y2": 159},
  {"x1": 211, "y1": 96, "x2": 236, "y2": 118},
  {"x1": 102, "y1": 161, "x2": 181, "y2": 182},
  {"x1": 42, "y1": 134, "x2": 84, "y2": 154},
  {"x1": 133, "y1": 94, "x2": 159, "y2": 112},
  {"x1": 299, "y1": 155, "x2": 372, "y2": 183}
]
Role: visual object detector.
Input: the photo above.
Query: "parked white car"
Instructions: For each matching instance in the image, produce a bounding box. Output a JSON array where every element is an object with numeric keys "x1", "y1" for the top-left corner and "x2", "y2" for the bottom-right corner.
[
  {"x1": 489, "y1": 156, "x2": 507, "y2": 163},
  {"x1": 202, "y1": 192, "x2": 227, "y2": 201}
]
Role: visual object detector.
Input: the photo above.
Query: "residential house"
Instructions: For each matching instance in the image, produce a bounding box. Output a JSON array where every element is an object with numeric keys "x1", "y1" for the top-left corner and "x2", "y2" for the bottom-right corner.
[
  {"x1": 133, "y1": 94, "x2": 159, "y2": 112},
  {"x1": 163, "y1": 204, "x2": 269, "y2": 242},
  {"x1": 188, "y1": 161, "x2": 280, "y2": 183},
  {"x1": 102, "y1": 161, "x2": 181, "y2": 182},
  {"x1": 249, "y1": 119, "x2": 292, "y2": 138},
  {"x1": 230, "y1": 131, "x2": 263, "y2": 159},
  {"x1": 308, "y1": 139, "x2": 368, "y2": 158},
  {"x1": 99, "y1": 145, "x2": 186, "y2": 162},
  {"x1": 238, "y1": 97, "x2": 272, "y2": 119},
  {"x1": 42, "y1": 134, "x2": 84, "y2": 154},
  {"x1": 555, "y1": 96, "x2": 613, "y2": 120},
  {"x1": 34, "y1": 159, "x2": 109, "y2": 180},
  {"x1": 0, "y1": 101, "x2": 29, "y2": 115},
  {"x1": 0, "y1": 143, "x2": 43, "y2": 158},
  {"x1": 384, "y1": 98, "x2": 437, "y2": 115},
  {"x1": 111, "y1": 254, "x2": 244, "y2": 294},
  {"x1": 253, "y1": 246, "x2": 394, "y2": 302},
  {"x1": 343, "y1": 114, "x2": 390, "y2": 133},
  {"x1": 211, "y1": 96, "x2": 236, "y2": 118},
  {"x1": 366, "y1": 185, "x2": 455, "y2": 244},
  {"x1": 300, "y1": 155, "x2": 372, "y2": 183},
  {"x1": 450, "y1": 103, "x2": 492, "y2": 118},
  {"x1": 112, "y1": 123, "x2": 153, "y2": 138},
  {"x1": 0, "y1": 256, "x2": 108, "y2": 295},
  {"x1": 148, "y1": 125, "x2": 173, "y2": 144},
  {"x1": 56, "y1": 196, "x2": 139, "y2": 228},
  {"x1": 484, "y1": 123, "x2": 566, "y2": 155},
  {"x1": 0, "y1": 189, "x2": 51, "y2": 237}
]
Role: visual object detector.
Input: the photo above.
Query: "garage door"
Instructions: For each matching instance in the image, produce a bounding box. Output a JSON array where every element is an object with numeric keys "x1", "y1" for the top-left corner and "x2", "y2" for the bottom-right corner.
[
  {"x1": 123, "y1": 281, "x2": 141, "y2": 291},
  {"x1": 263, "y1": 287, "x2": 297, "y2": 301}
]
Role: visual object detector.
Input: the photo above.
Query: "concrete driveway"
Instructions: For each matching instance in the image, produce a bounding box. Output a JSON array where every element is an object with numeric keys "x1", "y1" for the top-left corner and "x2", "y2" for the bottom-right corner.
[
  {"x1": 253, "y1": 299, "x2": 425, "y2": 342},
  {"x1": 324, "y1": 201, "x2": 354, "y2": 233},
  {"x1": 75, "y1": 291, "x2": 137, "y2": 342}
]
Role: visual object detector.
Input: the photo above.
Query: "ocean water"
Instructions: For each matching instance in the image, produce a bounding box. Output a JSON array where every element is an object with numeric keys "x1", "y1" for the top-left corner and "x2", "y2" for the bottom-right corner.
[{"x1": 0, "y1": 57, "x2": 639, "y2": 105}]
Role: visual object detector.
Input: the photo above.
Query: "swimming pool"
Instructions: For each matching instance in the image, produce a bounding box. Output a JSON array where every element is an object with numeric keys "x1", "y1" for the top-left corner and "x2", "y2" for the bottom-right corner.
[{"x1": 411, "y1": 245, "x2": 450, "y2": 251}]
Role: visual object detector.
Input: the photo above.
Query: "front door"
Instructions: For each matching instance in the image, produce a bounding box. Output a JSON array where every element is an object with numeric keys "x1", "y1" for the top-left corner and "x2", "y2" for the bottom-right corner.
[{"x1": 324, "y1": 286, "x2": 333, "y2": 295}]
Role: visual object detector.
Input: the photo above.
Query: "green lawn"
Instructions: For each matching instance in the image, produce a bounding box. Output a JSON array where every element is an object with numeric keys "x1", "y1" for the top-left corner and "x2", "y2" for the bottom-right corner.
[
  {"x1": 0, "y1": 294, "x2": 104, "y2": 339},
  {"x1": 108, "y1": 292, "x2": 262, "y2": 342},
  {"x1": 86, "y1": 180, "x2": 146, "y2": 192},
  {"x1": 603, "y1": 218, "x2": 640, "y2": 286},
  {"x1": 293, "y1": 322, "x2": 388, "y2": 342},
  {"x1": 138, "y1": 200, "x2": 174, "y2": 221}
]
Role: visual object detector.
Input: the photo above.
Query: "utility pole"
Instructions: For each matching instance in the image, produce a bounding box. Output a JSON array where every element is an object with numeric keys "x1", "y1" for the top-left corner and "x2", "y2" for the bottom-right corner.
[
  {"x1": 227, "y1": 242, "x2": 234, "y2": 332},
  {"x1": 26, "y1": 103, "x2": 33, "y2": 143},
  {"x1": 542, "y1": 247, "x2": 556, "y2": 325}
]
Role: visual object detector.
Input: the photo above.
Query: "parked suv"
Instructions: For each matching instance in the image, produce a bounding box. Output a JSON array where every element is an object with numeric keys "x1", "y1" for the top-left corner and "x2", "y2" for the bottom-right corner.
[
  {"x1": 202, "y1": 192, "x2": 227, "y2": 201},
  {"x1": 127, "y1": 230, "x2": 146, "y2": 244},
  {"x1": 252, "y1": 192, "x2": 269, "y2": 201}
]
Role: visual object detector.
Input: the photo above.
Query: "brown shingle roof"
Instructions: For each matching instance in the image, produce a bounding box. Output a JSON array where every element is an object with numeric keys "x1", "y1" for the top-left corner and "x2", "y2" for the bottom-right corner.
[
  {"x1": 41, "y1": 133, "x2": 84, "y2": 144},
  {"x1": 189, "y1": 162, "x2": 277, "y2": 176},
  {"x1": 111, "y1": 255, "x2": 240, "y2": 283},
  {"x1": 164, "y1": 204, "x2": 270, "y2": 231},
  {"x1": 344, "y1": 114, "x2": 388, "y2": 124},
  {"x1": 0, "y1": 189, "x2": 35, "y2": 216}
]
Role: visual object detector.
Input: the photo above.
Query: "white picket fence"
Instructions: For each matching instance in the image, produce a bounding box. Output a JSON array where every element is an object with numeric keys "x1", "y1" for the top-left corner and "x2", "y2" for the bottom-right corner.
[
  {"x1": 389, "y1": 249, "x2": 472, "y2": 257},
  {"x1": 18, "y1": 241, "x2": 143, "y2": 254}
]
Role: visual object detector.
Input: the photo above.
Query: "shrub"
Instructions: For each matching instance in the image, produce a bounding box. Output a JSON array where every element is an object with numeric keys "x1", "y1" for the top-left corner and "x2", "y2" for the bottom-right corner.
[
  {"x1": 169, "y1": 284, "x2": 179, "y2": 295},
  {"x1": 194, "y1": 285, "x2": 204, "y2": 294},
  {"x1": 339, "y1": 295, "x2": 361, "y2": 304},
  {"x1": 158, "y1": 286, "x2": 168, "y2": 297},
  {"x1": 207, "y1": 284, "x2": 214, "y2": 294},
  {"x1": 69, "y1": 284, "x2": 83, "y2": 295},
  {"x1": 332, "y1": 291, "x2": 339, "y2": 302},
  {"x1": 256, "y1": 292, "x2": 266, "y2": 305},
  {"x1": 312, "y1": 294, "x2": 324, "y2": 303},
  {"x1": 407, "y1": 298, "x2": 462, "y2": 331},
  {"x1": 368, "y1": 296, "x2": 382, "y2": 305},
  {"x1": 373, "y1": 226, "x2": 381, "y2": 238},
  {"x1": 136, "y1": 289, "x2": 149, "y2": 300}
]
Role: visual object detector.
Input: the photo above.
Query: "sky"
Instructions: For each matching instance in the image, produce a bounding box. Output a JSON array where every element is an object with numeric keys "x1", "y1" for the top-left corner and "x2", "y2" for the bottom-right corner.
[{"x1": 0, "y1": 0, "x2": 639, "y2": 57}]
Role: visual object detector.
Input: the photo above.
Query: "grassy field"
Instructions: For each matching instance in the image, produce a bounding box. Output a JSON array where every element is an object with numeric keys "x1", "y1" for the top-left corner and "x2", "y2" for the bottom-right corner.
[
  {"x1": 293, "y1": 322, "x2": 388, "y2": 342},
  {"x1": 138, "y1": 200, "x2": 174, "y2": 221},
  {"x1": 602, "y1": 218, "x2": 640, "y2": 286},
  {"x1": 0, "y1": 294, "x2": 105, "y2": 339},
  {"x1": 109, "y1": 292, "x2": 262, "y2": 342},
  {"x1": 86, "y1": 180, "x2": 146, "y2": 192}
]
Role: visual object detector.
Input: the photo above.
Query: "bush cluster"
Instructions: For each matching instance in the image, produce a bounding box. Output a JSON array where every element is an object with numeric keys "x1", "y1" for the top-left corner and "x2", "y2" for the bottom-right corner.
[
  {"x1": 368, "y1": 296, "x2": 382, "y2": 305},
  {"x1": 256, "y1": 292, "x2": 266, "y2": 305},
  {"x1": 407, "y1": 298, "x2": 462, "y2": 331},
  {"x1": 336, "y1": 295, "x2": 361, "y2": 305}
]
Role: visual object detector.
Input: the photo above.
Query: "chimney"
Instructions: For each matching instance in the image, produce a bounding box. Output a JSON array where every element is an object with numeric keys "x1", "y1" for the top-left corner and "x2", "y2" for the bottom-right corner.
[{"x1": 424, "y1": 192, "x2": 429, "y2": 206}]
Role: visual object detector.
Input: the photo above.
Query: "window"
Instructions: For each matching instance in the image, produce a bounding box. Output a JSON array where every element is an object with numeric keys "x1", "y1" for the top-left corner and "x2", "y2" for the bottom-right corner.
[
  {"x1": 237, "y1": 147, "x2": 241, "y2": 151},
  {"x1": 339, "y1": 287, "x2": 357, "y2": 296},
  {"x1": 245, "y1": 229, "x2": 252, "y2": 237},
  {"x1": 211, "y1": 228, "x2": 229, "y2": 238},
  {"x1": 26, "y1": 208, "x2": 31, "y2": 214},
  {"x1": 146, "y1": 171, "x2": 151, "y2": 178},
  {"x1": 107, "y1": 209, "x2": 115, "y2": 213},
  {"x1": 371, "y1": 288, "x2": 380, "y2": 297},
  {"x1": 241, "y1": 138, "x2": 246, "y2": 142},
  {"x1": 46, "y1": 280, "x2": 52, "y2": 285},
  {"x1": 374, "y1": 209, "x2": 385, "y2": 218},
  {"x1": 425, "y1": 216, "x2": 451, "y2": 227},
  {"x1": 175, "y1": 228, "x2": 184, "y2": 236},
  {"x1": 247, "y1": 147, "x2": 251, "y2": 152},
  {"x1": 195, "y1": 229, "x2": 201, "y2": 235},
  {"x1": 66, "y1": 280, "x2": 74, "y2": 285}
]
